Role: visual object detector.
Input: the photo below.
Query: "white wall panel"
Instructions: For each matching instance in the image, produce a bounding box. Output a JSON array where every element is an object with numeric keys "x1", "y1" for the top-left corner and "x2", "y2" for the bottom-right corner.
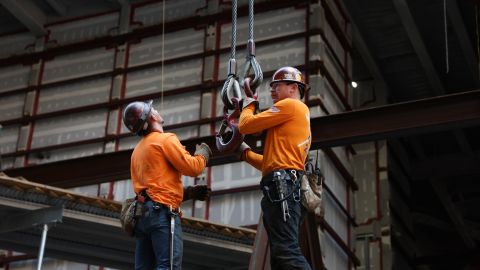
[
  {"x1": 211, "y1": 161, "x2": 261, "y2": 190},
  {"x1": 129, "y1": 28, "x2": 204, "y2": 66},
  {"x1": 318, "y1": 39, "x2": 346, "y2": 94},
  {"x1": 47, "y1": 13, "x2": 119, "y2": 45},
  {"x1": 0, "y1": 65, "x2": 30, "y2": 93},
  {"x1": 42, "y1": 48, "x2": 115, "y2": 83},
  {"x1": 0, "y1": 32, "x2": 35, "y2": 58},
  {"x1": 0, "y1": 157, "x2": 14, "y2": 170},
  {"x1": 324, "y1": 232, "x2": 349, "y2": 270},
  {"x1": 332, "y1": 146, "x2": 352, "y2": 174},
  {"x1": 321, "y1": 151, "x2": 348, "y2": 208},
  {"x1": 0, "y1": 93, "x2": 24, "y2": 121},
  {"x1": 209, "y1": 190, "x2": 262, "y2": 226},
  {"x1": 113, "y1": 179, "x2": 135, "y2": 202},
  {"x1": 309, "y1": 74, "x2": 344, "y2": 114},
  {"x1": 133, "y1": 0, "x2": 206, "y2": 26},
  {"x1": 220, "y1": 7, "x2": 305, "y2": 49},
  {"x1": 0, "y1": 124, "x2": 19, "y2": 154},
  {"x1": 7, "y1": 258, "x2": 113, "y2": 270},
  {"x1": 168, "y1": 126, "x2": 198, "y2": 141},
  {"x1": 125, "y1": 58, "x2": 203, "y2": 98},
  {"x1": 152, "y1": 93, "x2": 200, "y2": 126},
  {"x1": 38, "y1": 78, "x2": 111, "y2": 114},
  {"x1": 118, "y1": 135, "x2": 140, "y2": 150},
  {"x1": 324, "y1": 22, "x2": 346, "y2": 68},
  {"x1": 325, "y1": 0, "x2": 347, "y2": 31},
  {"x1": 324, "y1": 191, "x2": 348, "y2": 243},
  {"x1": 219, "y1": 39, "x2": 305, "y2": 77},
  {"x1": 31, "y1": 109, "x2": 107, "y2": 149},
  {"x1": 28, "y1": 143, "x2": 104, "y2": 165}
]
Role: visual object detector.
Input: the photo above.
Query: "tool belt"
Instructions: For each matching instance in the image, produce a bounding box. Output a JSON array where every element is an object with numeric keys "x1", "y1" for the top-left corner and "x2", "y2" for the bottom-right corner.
[
  {"x1": 260, "y1": 169, "x2": 303, "y2": 203},
  {"x1": 139, "y1": 191, "x2": 182, "y2": 215}
]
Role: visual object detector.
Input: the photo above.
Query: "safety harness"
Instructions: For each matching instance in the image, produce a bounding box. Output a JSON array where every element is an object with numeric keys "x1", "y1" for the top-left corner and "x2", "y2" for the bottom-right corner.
[{"x1": 216, "y1": 0, "x2": 263, "y2": 153}]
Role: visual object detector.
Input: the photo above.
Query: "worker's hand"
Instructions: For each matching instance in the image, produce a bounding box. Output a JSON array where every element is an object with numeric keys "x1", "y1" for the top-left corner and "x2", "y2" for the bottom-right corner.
[
  {"x1": 194, "y1": 142, "x2": 212, "y2": 163},
  {"x1": 236, "y1": 142, "x2": 251, "y2": 160},
  {"x1": 183, "y1": 185, "x2": 211, "y2": 201}
]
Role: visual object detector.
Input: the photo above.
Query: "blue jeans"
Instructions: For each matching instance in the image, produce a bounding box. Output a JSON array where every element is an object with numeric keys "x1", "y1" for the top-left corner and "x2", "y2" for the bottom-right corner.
[
  {"x1": 134, "y1": 201, "x2": 183, "y2": 270},
  {"x1": 261, "y1": 174, "x2": 312, "y2": 270}
]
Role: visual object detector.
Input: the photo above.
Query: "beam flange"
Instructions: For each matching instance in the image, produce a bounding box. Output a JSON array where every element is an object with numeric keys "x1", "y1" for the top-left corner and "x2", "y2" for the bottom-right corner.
[{"x1": 4, "y1": 90, "x2": 480, "y2": 187}]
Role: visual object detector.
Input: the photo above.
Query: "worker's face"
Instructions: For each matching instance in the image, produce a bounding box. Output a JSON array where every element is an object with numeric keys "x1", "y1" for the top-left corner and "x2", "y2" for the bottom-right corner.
[
  {"x1": 150, "y1": 107, "x2": 164, "y2": 126},
  {"x1": 270, "y1": 82, "x2": 295, "y2": 103}
]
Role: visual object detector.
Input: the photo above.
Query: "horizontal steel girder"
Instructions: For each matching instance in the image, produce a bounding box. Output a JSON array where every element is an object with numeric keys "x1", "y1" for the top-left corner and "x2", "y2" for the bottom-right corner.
[{"x1": 4, "y1": 90, "x2": 480, "y2": 188}]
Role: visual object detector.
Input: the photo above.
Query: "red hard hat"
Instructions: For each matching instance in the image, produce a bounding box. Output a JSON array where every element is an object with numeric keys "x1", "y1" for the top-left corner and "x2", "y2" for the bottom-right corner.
[
  {"x1": 122, "y1": 100, "x2": 153, "y2": 136},
  {"x1": 269, "y1": 66, "x2": 309, "y2": 98}
]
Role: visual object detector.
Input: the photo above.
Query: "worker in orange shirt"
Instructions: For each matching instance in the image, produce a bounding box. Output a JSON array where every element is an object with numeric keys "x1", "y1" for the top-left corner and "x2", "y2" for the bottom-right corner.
[
  {"x1": 238, "y1": 67, "x2": 312, "y2": 270},
  {"x1": 123, "y1": 100, "x2": 211, "y2": 270}
]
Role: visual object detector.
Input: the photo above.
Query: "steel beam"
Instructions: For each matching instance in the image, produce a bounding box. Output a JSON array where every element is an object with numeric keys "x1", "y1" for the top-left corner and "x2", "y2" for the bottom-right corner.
[
  {"x1": 0, "y1": 0, "x2": 47, "y2": 36},
  {"x1": 393, "y1": 0, "x2": 445, "y2": 95},
  {"x1": 4, "y1": 90, "x2": 480, "y2": 187},
  {"x1": 45, "y1": 0, "x2": 66, "y2": 16},
  {"x1": 0, "y1": 206, "x2": 63, "y2": 233},
  {"x1": 446, "y1": 0, "x2": 480, "y2": 87}
]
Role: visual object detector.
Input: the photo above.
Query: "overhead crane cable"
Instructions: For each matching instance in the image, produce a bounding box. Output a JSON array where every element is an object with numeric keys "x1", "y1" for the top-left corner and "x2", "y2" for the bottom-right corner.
[
  {"x1": 160, "y1": 0, "x2": 166, "y2": 110},
  {"x1": 444, "y1": 0, "x2": 449, "y2": 74},
  {"x1": 216, "y1": 0, "x2": 243, "y2": 153},
  {"x1": 221, "y1": 0, "x2": 241, "y2": 111},
  {"x1": 476, "y1": 2, "x2": 480, "y2": 77},
  {"x1": 240, "y1": 0, "x2": 263, "y2": 97}
]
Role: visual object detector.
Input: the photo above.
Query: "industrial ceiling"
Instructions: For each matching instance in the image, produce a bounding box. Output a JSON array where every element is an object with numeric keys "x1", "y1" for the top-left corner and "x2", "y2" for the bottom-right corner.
[{"x1": 0, "y1": 0, "x2": 479, "y2": 269}]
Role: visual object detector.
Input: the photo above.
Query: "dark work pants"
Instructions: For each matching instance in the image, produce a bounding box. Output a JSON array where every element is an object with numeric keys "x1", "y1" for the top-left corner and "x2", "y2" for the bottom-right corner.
[
  {"x1": 261, "y1": 176, "x2": 312, "y2": 270},
  {"x1": 134, "y1": 201, "x2": 183, "y2": 270}
]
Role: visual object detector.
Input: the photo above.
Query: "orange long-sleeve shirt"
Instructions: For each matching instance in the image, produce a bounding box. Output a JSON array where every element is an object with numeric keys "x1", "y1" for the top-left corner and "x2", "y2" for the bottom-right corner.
[
  {"x1": 130, "y1": 132, "x2": 206, "y2": 209},
  {"x1": 239, "y1": 98, "x2": 311, "y2": 175}
]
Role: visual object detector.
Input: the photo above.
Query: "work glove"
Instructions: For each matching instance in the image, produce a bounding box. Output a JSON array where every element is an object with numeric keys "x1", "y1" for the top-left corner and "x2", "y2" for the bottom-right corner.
[
  {"x1": 236, "y1": 142, "x2": 251, "y2": 160},
  {"x1": 183, "y1": 185, "x2": 211, "y2": 201},
  {"x1": 241, "y1": 97, "x2": 259, "y2": 111},
  {"x1": 194, "y1": 142, "x2": 212, "y2": 163},
  {"x1": 241, "y1": 77, "x2": 259, "y2": 112}
]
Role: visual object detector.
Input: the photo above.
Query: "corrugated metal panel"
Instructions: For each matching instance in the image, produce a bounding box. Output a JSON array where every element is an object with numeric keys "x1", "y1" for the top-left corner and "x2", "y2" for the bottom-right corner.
[
  {"x1": 129, "y1": 28, "x2": 204, "y2": 66},
  {"x1": 42, "y1": 48, "x2": 115, "y2": 83},
  {"x1": 0, "y1": 124, "x2": 19, "y2": 155},
  {"x1": 323, "y1": 231, "x2": 349, "y2": 269},
  {"x1": 38, "y1": 78, "x2": 111, "y2": 114},
  {"x1": 0, "y1": 93, "x2": 24, "y2": 121},
  {"x1": 0, "y1": 65, "x2": 30, "y2": 93},
  {"x1": 211, "y1": 161, "x2": 260, "y2": 190},
  {"x1": 220, "y1": 7, "x2": 306, "y2": 49},
  {"x1": 28, "y1": 143, "x2": 104, "y2": 165},
  {"x1": 124, "y1": 58, "x2": 203, "y2": 98},
  {"x1": 209, "y1": 190, "x2": 263, "y2": 227},
  {"x1": 0, "y1": 32, "x2": 35, "y2": 58},
  {"x1": 47, "y1": 13, "x2": 120, "y2": 45},
  {"x1": 133, "y1": 0, "x2": 206, "y2": 26},
  {"x1": 31, "y1": 110, "x2": 107, "y2": 149}
]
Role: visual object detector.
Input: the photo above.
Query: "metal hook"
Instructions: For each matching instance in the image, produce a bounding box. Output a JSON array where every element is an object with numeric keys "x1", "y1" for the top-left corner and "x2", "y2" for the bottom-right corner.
[
  {"x1": 221, "y1": 75, "x2": 242, "y2": 110},
  {"x1": 239, "y1": 41, "x2": 263, "y2": 95},
  {"x1": 215, "y1": 99, "x2": 244, "y2": 153}
]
